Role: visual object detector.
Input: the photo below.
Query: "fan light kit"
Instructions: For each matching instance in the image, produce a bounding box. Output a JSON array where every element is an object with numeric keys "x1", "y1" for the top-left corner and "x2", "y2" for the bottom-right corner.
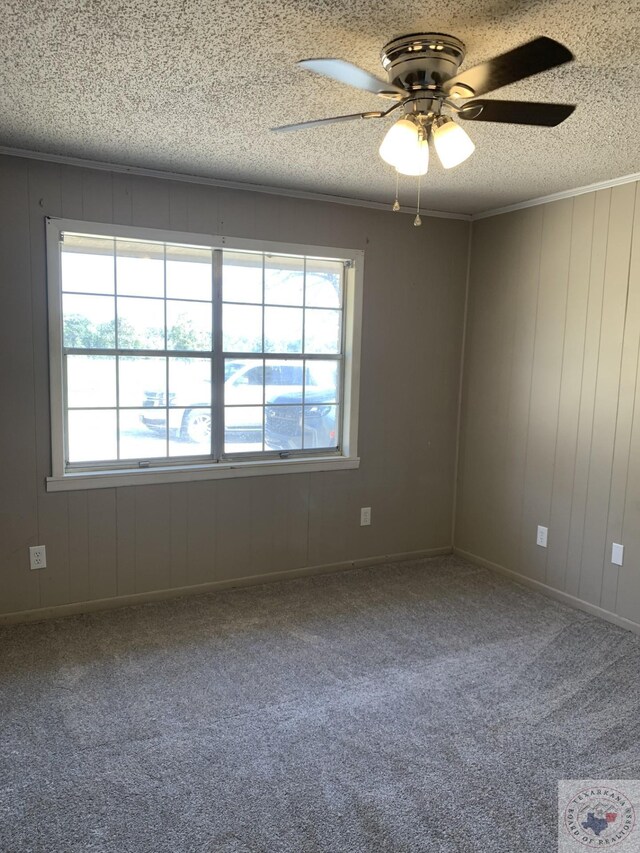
[{"x1": 273, "y1": 33, "x2": 575, "y2": 225}]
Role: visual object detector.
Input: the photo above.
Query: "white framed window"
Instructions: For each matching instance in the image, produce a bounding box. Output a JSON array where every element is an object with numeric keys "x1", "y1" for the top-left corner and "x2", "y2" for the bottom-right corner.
[{"x1": 45, "y1": 218, "x2": 362, "y2": 491}]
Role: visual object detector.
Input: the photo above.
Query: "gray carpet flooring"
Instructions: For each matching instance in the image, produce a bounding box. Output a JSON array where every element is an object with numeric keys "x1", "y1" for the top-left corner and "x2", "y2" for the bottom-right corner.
[{"x1": 2, "y1": 555, "x2": 640, "y2": 852}]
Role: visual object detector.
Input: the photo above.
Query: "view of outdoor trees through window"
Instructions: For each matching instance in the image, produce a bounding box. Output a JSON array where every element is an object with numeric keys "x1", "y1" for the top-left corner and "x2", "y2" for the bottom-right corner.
[{"x1": 60, "y1": 233, "x2": 345, "y2": 467}]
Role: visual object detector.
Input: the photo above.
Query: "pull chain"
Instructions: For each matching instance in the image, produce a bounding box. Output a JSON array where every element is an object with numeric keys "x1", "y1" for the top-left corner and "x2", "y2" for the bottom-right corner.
[
  {"x1": 414, "y1": 175, "x2": 422, "y2": 227},
  {"x1": 392, "y1": 171, "x2": 400, "y2": 212}
]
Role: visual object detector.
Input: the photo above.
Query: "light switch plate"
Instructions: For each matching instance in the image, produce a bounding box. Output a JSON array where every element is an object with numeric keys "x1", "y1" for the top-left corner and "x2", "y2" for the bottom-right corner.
[{"x1": 612, "y1": 542, "x2": 624, "y2": 567}]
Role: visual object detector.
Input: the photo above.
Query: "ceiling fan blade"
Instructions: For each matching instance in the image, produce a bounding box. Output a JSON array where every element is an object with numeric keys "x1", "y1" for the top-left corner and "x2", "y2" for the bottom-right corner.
[
  {"x1": 298, "y1": 58, "x2": 406, "y2": 99},
  {"x1": 458, "y1": 99, "x2": 575, "y2": 126},
  {"x1": 444, "y1": 37, "x2": 573, "y2": 97},
  {"x1": 272, "y1": 111, "x2": 384, "y2": 132}
]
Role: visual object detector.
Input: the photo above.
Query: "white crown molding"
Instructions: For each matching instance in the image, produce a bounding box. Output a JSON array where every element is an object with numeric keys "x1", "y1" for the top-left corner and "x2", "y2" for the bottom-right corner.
[
  {"x1": 0, "y1": 144, "x2": 472, "y2": 221},
  {"x1": 2, "y1": 144, "x2": 637, "y2": 223},
  {"x1": 472, "y1": 170, "x2": 640, "y2": 220}
]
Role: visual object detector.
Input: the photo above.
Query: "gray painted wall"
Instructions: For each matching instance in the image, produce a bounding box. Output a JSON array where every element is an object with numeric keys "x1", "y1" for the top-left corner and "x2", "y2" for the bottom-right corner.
[
  {"x1": 0, "y1": 155, "x2": 469, "y2": 618},
  {"x1": 456, "y1": 182, "x2": 640, "y2": 626}
]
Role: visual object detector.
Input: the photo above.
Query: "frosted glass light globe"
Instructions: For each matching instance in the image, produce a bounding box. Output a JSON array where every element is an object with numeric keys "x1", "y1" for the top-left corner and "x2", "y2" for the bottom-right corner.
[
  {"x1": 433, "y1": 118, "x2": 475, "y2": 169},
  {"x1": 395, "y1": 136, "x2": 429, "y2": 176},
  {"x1": 379, "y1": 118, "x2": 420, "y2": 167}
]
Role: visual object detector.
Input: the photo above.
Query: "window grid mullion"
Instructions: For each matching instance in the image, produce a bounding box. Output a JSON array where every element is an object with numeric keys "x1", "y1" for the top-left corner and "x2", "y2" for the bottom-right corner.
[
  {"x1": 261, "y1": 254, "x2": 266, "y2": 451},
  {"x1": 301, "y1": 257, "x2": 307, "y2": 449},
  {"x1": 63, "y1": 352, "x2": 70, "y2": 465},
  {"x1": 222, "y1": 300, "x2": 338, "y2": 311},
  {"x1": 164, "y1": 245, "x2": 169, "y2": 461},
  {"x1": 212, "y1": 249, "x2": 224, "y2": 461},
  {"x1": 219, "y1": 352, "x2": 340, "y2": 361},
  {"x1": 339, "y1": 264, "x2": 347, "y2": 445},
  {"x1": 66, "y1": 404, "x2": 211, "y2": 412},
  {"x1": 63, "y1": 347, "x2": 212, "y2": 358},
  {"x1": 60, "y1": 290, "x2": 211, "y2": 306},
  {"x1": 114, "y1": 239, "x2": 121, "y2": 462}
]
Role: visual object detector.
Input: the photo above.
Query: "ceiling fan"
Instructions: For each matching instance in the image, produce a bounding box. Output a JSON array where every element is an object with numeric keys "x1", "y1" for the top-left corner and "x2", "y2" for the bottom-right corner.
[{"x1": 272, "y1": 33, "x2": 575, "y2": 221}]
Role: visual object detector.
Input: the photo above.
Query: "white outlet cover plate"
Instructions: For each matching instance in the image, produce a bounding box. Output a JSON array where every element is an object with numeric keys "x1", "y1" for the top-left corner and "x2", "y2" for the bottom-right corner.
[
  {"x1": 29, "y1": 545, "x2": 47, "y2": 569},
  {"x1": 612, "y1": 542, "x2": 624, "y2": 566},
  {"x1": 536, "y1": 525, "x2": 548, "y2": 547}
]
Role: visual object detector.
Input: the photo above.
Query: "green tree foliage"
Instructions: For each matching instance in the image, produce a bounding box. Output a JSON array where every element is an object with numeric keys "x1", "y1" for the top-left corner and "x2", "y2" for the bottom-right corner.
[
  {"x1": 63, "y1": 314, "x2": 209, "y2": 351},
  {"x1": 63, "y1": 315, "x2": 117, "y2": 348},
  {"x1": 166, "y1": 316, "x2": 210, "y2": 351}
]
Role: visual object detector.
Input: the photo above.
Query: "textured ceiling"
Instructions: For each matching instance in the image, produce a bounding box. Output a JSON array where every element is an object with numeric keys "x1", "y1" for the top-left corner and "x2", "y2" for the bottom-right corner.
[{"x1": 0, "y1": 0, "x2": 639, "y2": 214}]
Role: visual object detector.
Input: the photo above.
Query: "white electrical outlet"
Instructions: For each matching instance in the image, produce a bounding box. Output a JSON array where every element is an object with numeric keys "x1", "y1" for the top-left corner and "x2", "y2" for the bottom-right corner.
[
  {"x1": 612, "y1": 543, "x2": 624, "y2": 567},
  {"x1": 360, "y1": 507, "x2": 371, "y2": 526},
  {"x1": 29, "y1": 545, "x2": 47, "y2": 570},
  {"x1": 536, "y1": 525, "x2": 548, "y2": 548}
]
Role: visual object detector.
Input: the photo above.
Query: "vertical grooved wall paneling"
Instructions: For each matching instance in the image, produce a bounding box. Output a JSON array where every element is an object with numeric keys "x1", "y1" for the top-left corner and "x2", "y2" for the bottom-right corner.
[
  {"x1": 0, "y1": 152, "x2": 472, "y2": 618},
  {"x1": 0, "y1": 157, "x2": 40, "y2": 613},
  {"x1": 457, "y1": 181, "x2": 640, "y2": 626},
  {"x1": 615, "y1": 183, "x2": 640, "y2": 621},
  {"x1": 519, "y1": 199, "x2": 572, "y2": 582}
]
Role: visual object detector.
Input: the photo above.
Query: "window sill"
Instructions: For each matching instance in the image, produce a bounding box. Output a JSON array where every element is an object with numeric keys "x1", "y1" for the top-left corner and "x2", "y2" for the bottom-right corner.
[{"x1": 46, "y1": 455, "x2": 360, "y2": 492}]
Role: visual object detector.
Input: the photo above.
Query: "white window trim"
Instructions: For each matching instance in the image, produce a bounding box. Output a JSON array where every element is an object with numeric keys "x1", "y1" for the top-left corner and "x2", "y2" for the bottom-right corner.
[{"x1": 45, "y1": 217, "x2": 363, "y2": 492}]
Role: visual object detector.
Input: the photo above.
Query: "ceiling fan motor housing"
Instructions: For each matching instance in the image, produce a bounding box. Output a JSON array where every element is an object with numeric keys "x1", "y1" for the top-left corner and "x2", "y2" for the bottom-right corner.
[
  {"x1": 274, "y1": 35, "x2": 575, "y2": 136},
  {"x1": 381, "y1": 33, "x2": 466, "y2": 92}
]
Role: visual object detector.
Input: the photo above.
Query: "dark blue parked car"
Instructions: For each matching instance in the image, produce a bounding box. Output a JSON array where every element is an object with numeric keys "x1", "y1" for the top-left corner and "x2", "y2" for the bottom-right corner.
[{"x1": 265, "y1": 388, "x2": 338, "y2": 451}]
